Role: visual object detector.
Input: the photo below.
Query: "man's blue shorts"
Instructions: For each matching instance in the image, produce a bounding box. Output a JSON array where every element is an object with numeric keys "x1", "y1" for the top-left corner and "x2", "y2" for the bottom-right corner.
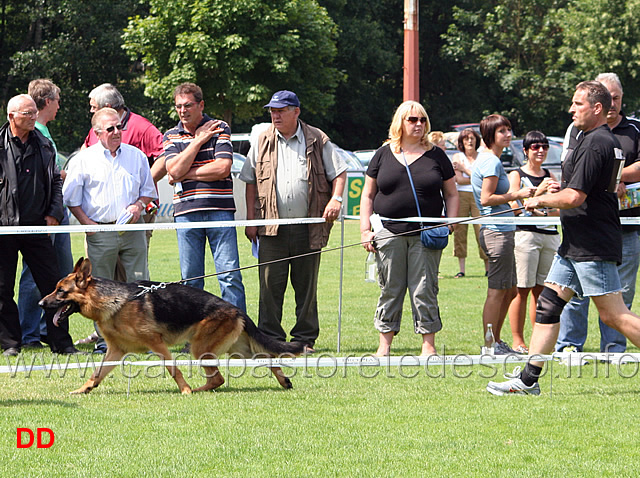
[{"x1": 545, "y1": 254, "x2": 623, "y2": 299}]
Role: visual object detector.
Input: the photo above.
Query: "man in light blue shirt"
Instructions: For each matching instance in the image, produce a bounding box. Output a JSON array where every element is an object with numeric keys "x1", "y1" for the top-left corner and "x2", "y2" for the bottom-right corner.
[{"x1": 64, "y1": 107, "x2": 156, "y2": 353}]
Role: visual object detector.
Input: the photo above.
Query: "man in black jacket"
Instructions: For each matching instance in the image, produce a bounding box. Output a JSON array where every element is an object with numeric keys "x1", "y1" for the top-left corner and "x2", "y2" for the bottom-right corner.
[{"x1": 0, "y1": 94, "x2": 81, "y2": 356}]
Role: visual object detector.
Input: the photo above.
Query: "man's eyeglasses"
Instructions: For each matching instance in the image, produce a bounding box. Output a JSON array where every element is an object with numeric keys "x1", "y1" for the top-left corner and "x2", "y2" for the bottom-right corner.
[
  {"x1": 14, "y1": 110, "x2": 38, "y2": 118},
  {"x1": 529, "y1": 143, "x2": 549, "y2": 151},
  {"x1": 175, "y1": 102, "x2": 195, "y2": 110},
  {"x1": 406, "y1": 116, "x2": 427, "y2": 124},
  {"x1": 104, "y1": 124, "x2": 124, "y2": 133}
]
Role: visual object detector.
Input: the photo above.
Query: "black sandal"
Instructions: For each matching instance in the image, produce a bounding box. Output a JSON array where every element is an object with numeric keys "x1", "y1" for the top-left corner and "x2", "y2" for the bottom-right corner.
[{"x1": 454, "y1": 272, "x2": 465, "y2": 278}]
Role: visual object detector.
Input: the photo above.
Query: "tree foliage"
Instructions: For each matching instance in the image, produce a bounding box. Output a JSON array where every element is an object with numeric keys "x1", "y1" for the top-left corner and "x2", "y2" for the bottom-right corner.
[
  {"x1": 122, "y1": 0, "x2": 341, "y2": 126},
  {"x1": 442, "y1": 0, "x2": 640, "y2": 136},
  {"x1": 2, "y1": 0, "x2": 640, "y2": 152},
  {"x1": 5, "y1": 0, "x2": 158, "y2": 153}
]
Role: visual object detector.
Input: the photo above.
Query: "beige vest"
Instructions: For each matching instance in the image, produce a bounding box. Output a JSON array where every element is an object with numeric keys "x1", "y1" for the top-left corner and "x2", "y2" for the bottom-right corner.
[{"x1": 254, "y1": 121, "x2": 333, "y2": 249}]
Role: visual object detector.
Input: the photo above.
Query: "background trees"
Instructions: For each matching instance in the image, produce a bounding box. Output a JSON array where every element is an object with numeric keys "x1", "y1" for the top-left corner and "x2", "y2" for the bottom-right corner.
[
  {"x1": 1, "y1": 0, "x2": 640, "y2": 153},
  {"x1": 122, "y1": 0, "x2": 341, "y2": 129}
]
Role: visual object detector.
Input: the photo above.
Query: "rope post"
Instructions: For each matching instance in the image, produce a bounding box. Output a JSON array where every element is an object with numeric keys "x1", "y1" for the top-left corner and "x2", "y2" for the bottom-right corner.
[{"x1": 337, "y1": 216, "x2": 345, "y2": 353}]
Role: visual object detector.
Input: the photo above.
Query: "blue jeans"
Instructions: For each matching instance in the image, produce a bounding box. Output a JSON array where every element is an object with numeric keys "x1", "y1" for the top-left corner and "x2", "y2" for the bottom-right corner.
[
  {"x1": 18, "y1": 209, "x2": 74, "y2": 344},
  {"x1": 175, "y1": 210, "x2": 246, "y2": 312},
  {"x1": 556, "y1": 230, "x2": 639, "y2": 352}
]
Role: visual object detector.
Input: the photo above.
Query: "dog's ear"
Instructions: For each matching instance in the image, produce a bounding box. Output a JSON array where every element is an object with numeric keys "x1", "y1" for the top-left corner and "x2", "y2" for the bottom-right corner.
[
  {"x1": 75, "y1": 258, "x2": 93, "y2": 289},
  {"x1": 73, "y1": 257, "x2": 85, "y2": 273}
]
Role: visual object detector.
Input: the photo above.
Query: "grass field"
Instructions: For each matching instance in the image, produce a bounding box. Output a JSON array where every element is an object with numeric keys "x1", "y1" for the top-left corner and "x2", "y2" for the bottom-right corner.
[{"x1": 2, "y1": 222, "x2": 640, "y2": 477}]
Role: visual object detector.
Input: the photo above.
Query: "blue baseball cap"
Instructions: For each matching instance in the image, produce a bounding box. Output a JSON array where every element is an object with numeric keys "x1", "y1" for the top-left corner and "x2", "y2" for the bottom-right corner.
[{"x1": 264, "y1": 90, "x2": 300, "y2": 108}]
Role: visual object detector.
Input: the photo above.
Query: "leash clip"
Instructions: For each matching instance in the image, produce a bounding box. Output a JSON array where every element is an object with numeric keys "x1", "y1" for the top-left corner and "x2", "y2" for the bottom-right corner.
[{"x1": 135, "y1": 282, "x2": 168, "y2": 297}]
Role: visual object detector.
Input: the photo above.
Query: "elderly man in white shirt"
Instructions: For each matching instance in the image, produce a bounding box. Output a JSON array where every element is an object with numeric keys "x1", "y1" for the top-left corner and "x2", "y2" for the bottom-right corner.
[{"x1": 63, "y1": 107, "x2": 157, "y2": 353}]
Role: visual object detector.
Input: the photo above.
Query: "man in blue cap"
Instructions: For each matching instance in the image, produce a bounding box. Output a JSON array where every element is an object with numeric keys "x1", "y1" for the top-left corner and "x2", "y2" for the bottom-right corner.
[{"x1": 240, "y1": 90, "x2": 347, "y2": 351}]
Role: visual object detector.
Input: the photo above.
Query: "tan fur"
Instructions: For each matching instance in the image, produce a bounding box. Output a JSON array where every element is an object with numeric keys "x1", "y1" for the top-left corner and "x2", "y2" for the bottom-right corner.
[{"x1": 40, "y1": 258, "x2": 298, "y2": 394}]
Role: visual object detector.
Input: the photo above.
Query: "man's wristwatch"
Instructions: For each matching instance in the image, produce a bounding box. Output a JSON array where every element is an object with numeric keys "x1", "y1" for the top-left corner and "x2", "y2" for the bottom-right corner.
[{"x1": 332, "y1": 195, "x2": 343, "y2": 203}]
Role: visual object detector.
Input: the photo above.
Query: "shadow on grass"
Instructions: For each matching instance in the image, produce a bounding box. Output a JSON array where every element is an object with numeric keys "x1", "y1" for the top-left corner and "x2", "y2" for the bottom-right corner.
[{"x1": 0, "y1": 398, "x2": 78, "y2": 407}]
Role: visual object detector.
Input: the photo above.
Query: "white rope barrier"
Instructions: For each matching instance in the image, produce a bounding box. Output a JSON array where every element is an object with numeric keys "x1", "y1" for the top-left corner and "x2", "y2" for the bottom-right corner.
[
  {"x1": 2, "y1": 352, "x2": 639, "y2": 375},
  {"x1": 4, "y1": 215, "x2": 640, "y2": 235},
  {"x1": 0, "y1": 217, "x2": 325, "y2": 235},
  {"x1": 344, "y1": 215, "x2": 640, "y2": 225}
]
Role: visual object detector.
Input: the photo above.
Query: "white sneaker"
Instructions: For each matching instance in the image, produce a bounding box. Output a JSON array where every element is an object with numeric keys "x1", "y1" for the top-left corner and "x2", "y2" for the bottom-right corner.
[
  {"x1": 486, "y1": 367, "x2": 541, "y2": 396},
  {"x1": 558, "y1": 346, "x2": 589, "y2": 366}
]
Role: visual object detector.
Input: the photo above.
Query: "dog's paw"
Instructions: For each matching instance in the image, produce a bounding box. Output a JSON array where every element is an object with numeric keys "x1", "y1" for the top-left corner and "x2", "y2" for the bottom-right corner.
[
  {"x1": 181, "y1": 387, "x2": 192, "y2": 395},
  {"x1": 70, "y1": 386, "x2": 92, "y2": 395}
]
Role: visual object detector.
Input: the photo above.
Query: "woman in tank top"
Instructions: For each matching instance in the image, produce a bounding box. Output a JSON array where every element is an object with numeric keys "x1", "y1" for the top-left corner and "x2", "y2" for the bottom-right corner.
[{"x1": 506, "y1": 131, "x2": 561, "y2": 353}]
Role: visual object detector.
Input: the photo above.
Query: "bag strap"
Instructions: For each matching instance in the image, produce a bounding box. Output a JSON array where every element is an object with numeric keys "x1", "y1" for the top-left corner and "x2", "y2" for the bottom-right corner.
[{"x1": 400, "y1": 149, "x2": 424, "y2": 227}]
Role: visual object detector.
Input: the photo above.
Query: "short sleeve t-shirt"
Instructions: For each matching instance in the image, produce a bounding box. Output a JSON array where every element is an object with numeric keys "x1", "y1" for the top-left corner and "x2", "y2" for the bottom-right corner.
[
  {"x1": 471, "y1": 151, "x2": 515, "y2": 232},
  {"x1": 366, "y1": 144, "x2": 454, "y2": 235},
  {"x1": 559, "y1": 124, "x2": 622, "y2": 263}
]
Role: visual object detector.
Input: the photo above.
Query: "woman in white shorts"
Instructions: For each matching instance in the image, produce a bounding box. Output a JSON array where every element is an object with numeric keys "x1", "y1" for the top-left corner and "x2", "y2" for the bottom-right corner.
[{"x1": 507, "y1": 131, "x2": 561, "y2": 353}]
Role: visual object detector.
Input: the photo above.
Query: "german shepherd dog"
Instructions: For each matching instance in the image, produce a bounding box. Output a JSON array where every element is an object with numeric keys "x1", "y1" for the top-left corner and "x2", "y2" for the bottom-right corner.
[{"x1": 40, "y1": 258, "x2": 305, "y2": 394}]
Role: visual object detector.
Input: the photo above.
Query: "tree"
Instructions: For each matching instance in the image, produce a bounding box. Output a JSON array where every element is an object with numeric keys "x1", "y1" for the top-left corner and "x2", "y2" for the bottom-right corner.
[
  {"x1": 442, "y1": 0, "x2": 570, "y2": 136},
  {"x1": 315, "y1": 0, "x2": 403, "y2": 149},
  {"x1": 122, "y1": 0, "x2": 341, "y2": 127},
  {"x1": 555, "y1": 0, "x2": 640, "y2": 115},
  {"x1": 7, "y1": 0, "x2": 159, "y2": 153}
]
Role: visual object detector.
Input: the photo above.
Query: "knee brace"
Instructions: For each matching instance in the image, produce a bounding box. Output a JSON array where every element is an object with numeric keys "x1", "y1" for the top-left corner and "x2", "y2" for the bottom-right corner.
[{"x1": 535, "y1": 287, "x2": 567, "y2": 324}]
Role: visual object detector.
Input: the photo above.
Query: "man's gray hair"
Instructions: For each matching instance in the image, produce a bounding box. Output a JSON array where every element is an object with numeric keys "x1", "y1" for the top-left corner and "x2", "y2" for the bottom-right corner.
[
  {"x1": 595, "y1": 72, "x2": 623, "y2": 94},
  {"x1": 89, "y1": 83, "x2": 125, "y2": 110},
  {"x1": 6, "y1": 94, "x2": 34, "y2": 120}
]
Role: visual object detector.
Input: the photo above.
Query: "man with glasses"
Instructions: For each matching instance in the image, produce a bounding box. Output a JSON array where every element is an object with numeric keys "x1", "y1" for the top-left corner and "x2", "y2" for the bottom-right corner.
[
  {"x1": 162, "y1": 82, "x2": 246, "y2": 316},
  {"x1": 0, "y1": 94, "x2": 80, "y2": 356},
  {"x1": 17, "y1": 79, "x2": 76, "y2": 350},
  {"x1": 80, "y1": 83, "x2": 164, "y2": 296},
  {"x1": 82, "y1": 83, "x2": 164, "y2": 179},
  {"x1": 239, "y1": 90, "x2": 347, "y2": 352},
  {"x1": 63, "y1": 107, "x2": 156, "y2": 353},
  {"x1": 556, "y1": 73, "x2": 640, "y2": 358}
]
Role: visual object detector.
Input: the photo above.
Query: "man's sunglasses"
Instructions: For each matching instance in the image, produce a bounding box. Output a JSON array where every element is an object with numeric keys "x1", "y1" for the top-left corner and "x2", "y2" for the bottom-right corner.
[
  {"x1": 406, "y1": 116, "x2": 427, "y2": 124},
  {"x1": 105, "y1": 124, "x2": 124, "y2": 133}
]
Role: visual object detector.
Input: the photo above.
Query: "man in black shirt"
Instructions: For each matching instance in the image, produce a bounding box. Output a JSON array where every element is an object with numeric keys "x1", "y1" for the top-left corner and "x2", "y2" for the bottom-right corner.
[
  {"x1": 487, "y1": 81, "x2": 640, "y2": 395},
  {"x1": 557, "y1": 73, "x2": 640, "y2": 354},
  {"x1": 0, "y1": 94, "x2": 81, "y2": 356}
]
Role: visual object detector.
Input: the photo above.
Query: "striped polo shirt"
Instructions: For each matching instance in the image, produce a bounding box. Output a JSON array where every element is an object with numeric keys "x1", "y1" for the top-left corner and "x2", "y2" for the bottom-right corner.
[{"x1": 163, "y1": 114, "x2": 235, "y2": 216}]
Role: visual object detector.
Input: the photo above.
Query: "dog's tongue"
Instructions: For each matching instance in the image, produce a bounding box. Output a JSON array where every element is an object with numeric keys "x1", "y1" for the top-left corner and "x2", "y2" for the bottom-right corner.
[{"x1": 53, "y1": 307, "x2": 66, "y2": 327}]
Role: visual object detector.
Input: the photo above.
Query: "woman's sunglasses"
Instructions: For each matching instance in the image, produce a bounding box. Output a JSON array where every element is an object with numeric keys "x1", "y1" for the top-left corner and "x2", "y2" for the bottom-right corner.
[
  {"x1": 529, "y1": 143, "x2": 549, "y2": 151},
  {"x1": 406, "y1": 116, "x2": 427, "y2": 124}
]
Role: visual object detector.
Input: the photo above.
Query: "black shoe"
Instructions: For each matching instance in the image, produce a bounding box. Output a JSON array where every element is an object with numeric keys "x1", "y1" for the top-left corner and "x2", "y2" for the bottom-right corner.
[
  {"x1": 180, "y1": 343, "x2": 191, "y2": 354},
  {"x1": 93, "y1": 346, "x2": 107, "y2": 355},
  {"x1": 3, "y1": 347, "x2": 20, "y2": 357},
  {"x1": 55, "y1": 346, "x2": 88, "y2": 355},
  {"x1": 24, "y1": 341, "x2": 44, "y2": 349}
]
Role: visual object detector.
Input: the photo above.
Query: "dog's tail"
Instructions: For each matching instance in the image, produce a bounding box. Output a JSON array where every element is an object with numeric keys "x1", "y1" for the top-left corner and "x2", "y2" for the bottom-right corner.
[{"x1": 241, "y1": 315, "x2": 306, "y2": 356}]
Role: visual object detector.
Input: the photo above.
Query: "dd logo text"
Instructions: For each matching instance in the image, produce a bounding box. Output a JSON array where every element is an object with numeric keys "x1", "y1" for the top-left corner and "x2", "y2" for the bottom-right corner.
[{"x1": 17, "y1": 428, "x2": 54, "y2": 448}]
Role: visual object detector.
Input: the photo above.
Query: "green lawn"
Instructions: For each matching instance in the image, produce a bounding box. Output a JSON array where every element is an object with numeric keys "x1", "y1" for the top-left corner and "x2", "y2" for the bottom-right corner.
[{"x1": 2, "y1": 222, "x2": 640, "y2": 477}]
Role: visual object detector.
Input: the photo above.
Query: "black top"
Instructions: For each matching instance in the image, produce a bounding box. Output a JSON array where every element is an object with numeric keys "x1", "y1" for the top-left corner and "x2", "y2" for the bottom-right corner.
[
  {"x1": 559, "y1": 125, "x2": 623, "y2": 263},
  {"x1": 566, "y1": 114, "x2": 640, "y2": 231},
  {"x1": 366, "y1": 144, "x2": 455, "y2": 235},
  {"x1": 515, "y1": 167, "x2": 558, "y2": 235}
]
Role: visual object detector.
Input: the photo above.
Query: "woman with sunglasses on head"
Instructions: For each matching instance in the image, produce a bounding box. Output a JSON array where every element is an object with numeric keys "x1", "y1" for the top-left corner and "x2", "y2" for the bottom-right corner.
[
  {"x1": 471, "y1": 115, "x2": 536, "y2": 355},
  {"x1": 506, "y1": 131, "x2": 561, "y2": 353},
  {"x1": 360, "y1": 101, "x2": 459, "y2": 356},
  {"x1": 451, "y1": 128, "x2": 489, "y2": 278}
]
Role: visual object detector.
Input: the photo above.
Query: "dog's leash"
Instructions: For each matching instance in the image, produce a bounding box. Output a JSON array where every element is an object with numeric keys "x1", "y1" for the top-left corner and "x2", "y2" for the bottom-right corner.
[{"x1": 136, "y1": 206, "x2": 526, "y2": 296}]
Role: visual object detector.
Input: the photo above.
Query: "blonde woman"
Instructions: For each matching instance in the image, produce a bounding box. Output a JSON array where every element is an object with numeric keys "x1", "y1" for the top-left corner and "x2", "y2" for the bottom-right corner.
[{"x1": 360, "y1": 101, "x2": 459, "y2": 356}]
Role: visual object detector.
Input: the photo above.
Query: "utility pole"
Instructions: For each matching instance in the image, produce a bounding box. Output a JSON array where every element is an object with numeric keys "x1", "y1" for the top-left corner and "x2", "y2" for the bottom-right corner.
[{"x1": 403, "y1": 0, "x2": 419, "y2": 102}]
